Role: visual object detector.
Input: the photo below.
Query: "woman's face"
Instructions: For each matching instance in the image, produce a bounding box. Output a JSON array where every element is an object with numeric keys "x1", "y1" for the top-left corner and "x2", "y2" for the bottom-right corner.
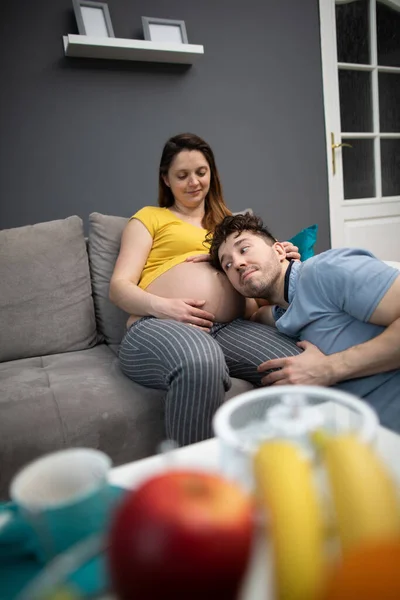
[{"x1": 163, "y1": 150, "x2": 211, "y2": 209}]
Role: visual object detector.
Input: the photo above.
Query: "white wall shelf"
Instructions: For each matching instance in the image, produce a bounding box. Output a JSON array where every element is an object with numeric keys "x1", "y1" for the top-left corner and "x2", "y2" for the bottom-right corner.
[{"x1": 63, "y1": 35, "x2": 204, "y2": 64}]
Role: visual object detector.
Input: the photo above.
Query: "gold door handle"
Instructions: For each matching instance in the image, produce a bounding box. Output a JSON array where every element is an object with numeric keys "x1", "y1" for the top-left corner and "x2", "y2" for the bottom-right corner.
[
  {"x1": 331, "y1": 132, "x2": 353, "y2": 175},
  {"x1": 332, "y1": 142, "x2": 353, "y2": 149}
]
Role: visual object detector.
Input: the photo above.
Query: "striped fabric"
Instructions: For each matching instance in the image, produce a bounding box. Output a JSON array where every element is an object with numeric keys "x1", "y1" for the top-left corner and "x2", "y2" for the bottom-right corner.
[{"x1": 119, "y1": 317, "x2": 300, "y2": 446}]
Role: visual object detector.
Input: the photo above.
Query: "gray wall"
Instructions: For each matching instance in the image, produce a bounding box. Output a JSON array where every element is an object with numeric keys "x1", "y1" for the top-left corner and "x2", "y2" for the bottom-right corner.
[{"x1": 0, "y1": 0, "x2": 330, "y2": 250}]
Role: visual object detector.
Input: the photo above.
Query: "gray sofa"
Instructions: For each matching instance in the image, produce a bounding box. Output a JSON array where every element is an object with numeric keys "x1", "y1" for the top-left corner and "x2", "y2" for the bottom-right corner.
[{"x1": 0, "y1": 213, "x2": 252, "y2": 499}]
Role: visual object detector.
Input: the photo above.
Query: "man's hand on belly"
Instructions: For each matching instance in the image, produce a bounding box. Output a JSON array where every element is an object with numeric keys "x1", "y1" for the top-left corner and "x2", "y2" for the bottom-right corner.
[
  {"x1": 151, "y1": 296, "x2": 215, "y2": 332},
  {"x1": 258, "y1": 341, "x2": 335, "y2": 386}
]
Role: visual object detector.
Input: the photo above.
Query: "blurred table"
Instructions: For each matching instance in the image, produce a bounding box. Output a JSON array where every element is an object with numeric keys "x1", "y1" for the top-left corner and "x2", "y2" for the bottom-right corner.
[{"x1": 109, "y1": 411, "x2": 400, "y2": 600}]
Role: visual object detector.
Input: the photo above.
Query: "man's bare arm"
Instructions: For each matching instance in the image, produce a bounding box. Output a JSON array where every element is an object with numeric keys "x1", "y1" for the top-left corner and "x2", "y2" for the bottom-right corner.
[
  {"x1": 325, "y1": 274, "x2": 400, "y2": 382},
  {"x1": 258, "y1": 274, "x2": 400, "y2": 387}
]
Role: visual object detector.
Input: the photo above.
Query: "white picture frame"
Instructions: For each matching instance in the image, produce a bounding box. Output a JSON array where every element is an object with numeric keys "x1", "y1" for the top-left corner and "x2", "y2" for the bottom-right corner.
[
  {"x1": 72, "y1": 0, "x2": 115, "y2": 38},
  {"x1": 141, "y1": 17, "x2": 188, "y2": 45}
]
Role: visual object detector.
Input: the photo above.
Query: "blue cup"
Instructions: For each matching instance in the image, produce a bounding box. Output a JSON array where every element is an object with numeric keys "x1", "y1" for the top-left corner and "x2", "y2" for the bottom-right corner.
[{"x1": 8, "y1": 448, "x2": 112, "y2": 562}]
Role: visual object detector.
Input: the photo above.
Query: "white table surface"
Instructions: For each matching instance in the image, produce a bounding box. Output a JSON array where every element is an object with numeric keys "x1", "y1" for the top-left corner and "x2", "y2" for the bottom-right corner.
[
  {"x1": 109, "y1": 423, "x2": 400, "y2": 490},
  {"x1": 109, "y1": 438, "x2": 220, "y2": 488},
  {"x1": 109, "y1": 423, "x2": 400, "y2": 600}
]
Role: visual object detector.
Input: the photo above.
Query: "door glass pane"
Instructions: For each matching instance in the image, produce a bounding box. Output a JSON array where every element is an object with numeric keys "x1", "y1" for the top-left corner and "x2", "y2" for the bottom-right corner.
[
  {"x1": 379, "y1": 73, "x2": 400, "y2": 132},
  {"x1": 377, "y1": 1, "x2": 400, "y2": 67},
  {"x1": 381, "y1": 139, "x2": 400, "y2": 196},
  {"x1": 339, "y1": 70, "x2": 373, "y2": 132},
  {"x1": 336, "y1": 0, "x2": 370, "y2": 64},
  {"x1": 342, "y1": 139, "x2": 375, "y2": 199}
]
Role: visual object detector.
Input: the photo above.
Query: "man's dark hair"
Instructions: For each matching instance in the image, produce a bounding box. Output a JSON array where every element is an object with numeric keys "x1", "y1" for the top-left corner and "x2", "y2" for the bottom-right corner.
[{"x1": 207, "y1": 213, "x2": 277, "y2": 270}]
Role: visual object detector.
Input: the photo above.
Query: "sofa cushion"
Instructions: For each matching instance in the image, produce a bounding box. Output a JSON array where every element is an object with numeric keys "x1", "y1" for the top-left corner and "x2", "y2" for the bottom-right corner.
[
  {"x1": 0, "y1": 344, "x2": 253, "y2": 499},
  {"x1": 88, "y1": 212, "x2": 130, "y2": 346},
  {"x1": 288, "y1": 224, "x2": 318, "y2": 261},
  {"x1": 0, "y1": 216, "x2": 97, "y2": 362},
  {"x1": 0, "y1": 344, "x2": 165, "y2": 499}
]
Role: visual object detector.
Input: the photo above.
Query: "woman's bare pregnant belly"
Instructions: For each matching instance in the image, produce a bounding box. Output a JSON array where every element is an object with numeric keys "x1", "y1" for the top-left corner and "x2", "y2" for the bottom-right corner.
[{"x1": 128, "y1": 262, "x2": 246, "y2": 327}]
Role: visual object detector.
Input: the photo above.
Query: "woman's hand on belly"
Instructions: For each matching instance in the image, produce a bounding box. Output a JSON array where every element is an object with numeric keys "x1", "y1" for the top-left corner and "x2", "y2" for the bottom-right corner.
[
  {"x1": 146, "y1": 261, "x2": 246, "y2": 323},
  {"x1": 152, "y1": 296, "x2": 215, "y2": 332}
]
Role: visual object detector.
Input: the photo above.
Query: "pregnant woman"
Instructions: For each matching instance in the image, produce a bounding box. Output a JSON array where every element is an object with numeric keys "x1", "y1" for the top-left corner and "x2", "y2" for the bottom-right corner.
[{"x1": 109, "y1": 133, "x2": 301, "y2": 446}]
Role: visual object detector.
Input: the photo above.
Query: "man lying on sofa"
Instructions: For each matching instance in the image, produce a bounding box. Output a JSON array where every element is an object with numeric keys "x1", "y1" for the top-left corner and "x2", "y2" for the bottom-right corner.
[{"x1": 208, "y1": 213, "x2": 400, "y2": 433}]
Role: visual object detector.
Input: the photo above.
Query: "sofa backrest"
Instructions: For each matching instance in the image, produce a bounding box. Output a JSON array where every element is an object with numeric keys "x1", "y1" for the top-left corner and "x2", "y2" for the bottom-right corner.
[
  {"x1": 0, "y1": 216, "x2": 98, "y2": 362},
  {"x1": 88, "y1": 213, "x2": 130, "y2": 349}
]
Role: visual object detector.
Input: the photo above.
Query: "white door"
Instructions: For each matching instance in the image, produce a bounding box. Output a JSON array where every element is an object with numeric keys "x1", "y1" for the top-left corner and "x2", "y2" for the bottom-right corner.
[{"x1": 319, "y1": 0, "x2": 400, "y2": 260}]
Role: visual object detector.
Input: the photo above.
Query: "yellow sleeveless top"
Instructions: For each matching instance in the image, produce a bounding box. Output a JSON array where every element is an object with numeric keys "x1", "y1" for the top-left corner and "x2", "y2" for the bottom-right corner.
[{"x1": 131, "y1": 206, "x2": 210, "y2": 290}]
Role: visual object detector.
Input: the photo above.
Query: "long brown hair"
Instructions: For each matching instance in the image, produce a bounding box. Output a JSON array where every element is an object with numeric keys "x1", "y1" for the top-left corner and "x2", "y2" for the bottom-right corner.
[{"x1": 158, "y1": 133, "x2": 231, "y2": 231}]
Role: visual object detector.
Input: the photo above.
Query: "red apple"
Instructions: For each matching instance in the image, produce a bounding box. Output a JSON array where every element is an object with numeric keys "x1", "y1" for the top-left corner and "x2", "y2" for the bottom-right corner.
[{"x1": 108, "y1": 469, "x2": 255, "y2": 600}]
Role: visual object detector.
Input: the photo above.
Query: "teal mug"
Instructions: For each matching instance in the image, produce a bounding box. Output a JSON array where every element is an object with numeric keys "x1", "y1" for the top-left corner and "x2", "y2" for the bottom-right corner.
[{"x1": 3, "y1": 448, "x2": 112, "y2": 562}]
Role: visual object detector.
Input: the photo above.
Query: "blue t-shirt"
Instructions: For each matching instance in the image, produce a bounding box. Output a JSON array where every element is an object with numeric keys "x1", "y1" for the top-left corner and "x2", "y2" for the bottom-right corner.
[{"x1": 273, "y1": 248, "x2": 400, "y2": 427}]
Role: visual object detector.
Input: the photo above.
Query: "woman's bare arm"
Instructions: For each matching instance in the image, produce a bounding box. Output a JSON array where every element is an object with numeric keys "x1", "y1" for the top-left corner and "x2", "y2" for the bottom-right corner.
[{"x1": 109, "y1": 219, "x2": 157, "y2": 316}]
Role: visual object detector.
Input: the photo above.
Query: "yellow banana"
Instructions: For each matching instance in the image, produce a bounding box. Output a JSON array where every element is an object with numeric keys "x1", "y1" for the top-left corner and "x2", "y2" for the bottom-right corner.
[
  {"x1": 253, "y1": 440, "x2": 326, "y2": 600},
  {"x1": 317, "y1": 433, "x2": 400, "y2": 553}
]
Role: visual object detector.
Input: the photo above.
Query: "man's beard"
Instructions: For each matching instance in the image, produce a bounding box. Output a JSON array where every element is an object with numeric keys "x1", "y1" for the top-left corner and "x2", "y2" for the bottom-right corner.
[{"x1": 241, "y1": 265, "x2": 280, "y2": 302}]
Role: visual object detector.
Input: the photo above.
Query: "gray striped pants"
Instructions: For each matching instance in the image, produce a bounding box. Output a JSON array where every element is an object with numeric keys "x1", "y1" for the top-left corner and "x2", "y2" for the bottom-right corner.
[{"x1": 118, "y1": 317, "x2": 301, "y2": 446}]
